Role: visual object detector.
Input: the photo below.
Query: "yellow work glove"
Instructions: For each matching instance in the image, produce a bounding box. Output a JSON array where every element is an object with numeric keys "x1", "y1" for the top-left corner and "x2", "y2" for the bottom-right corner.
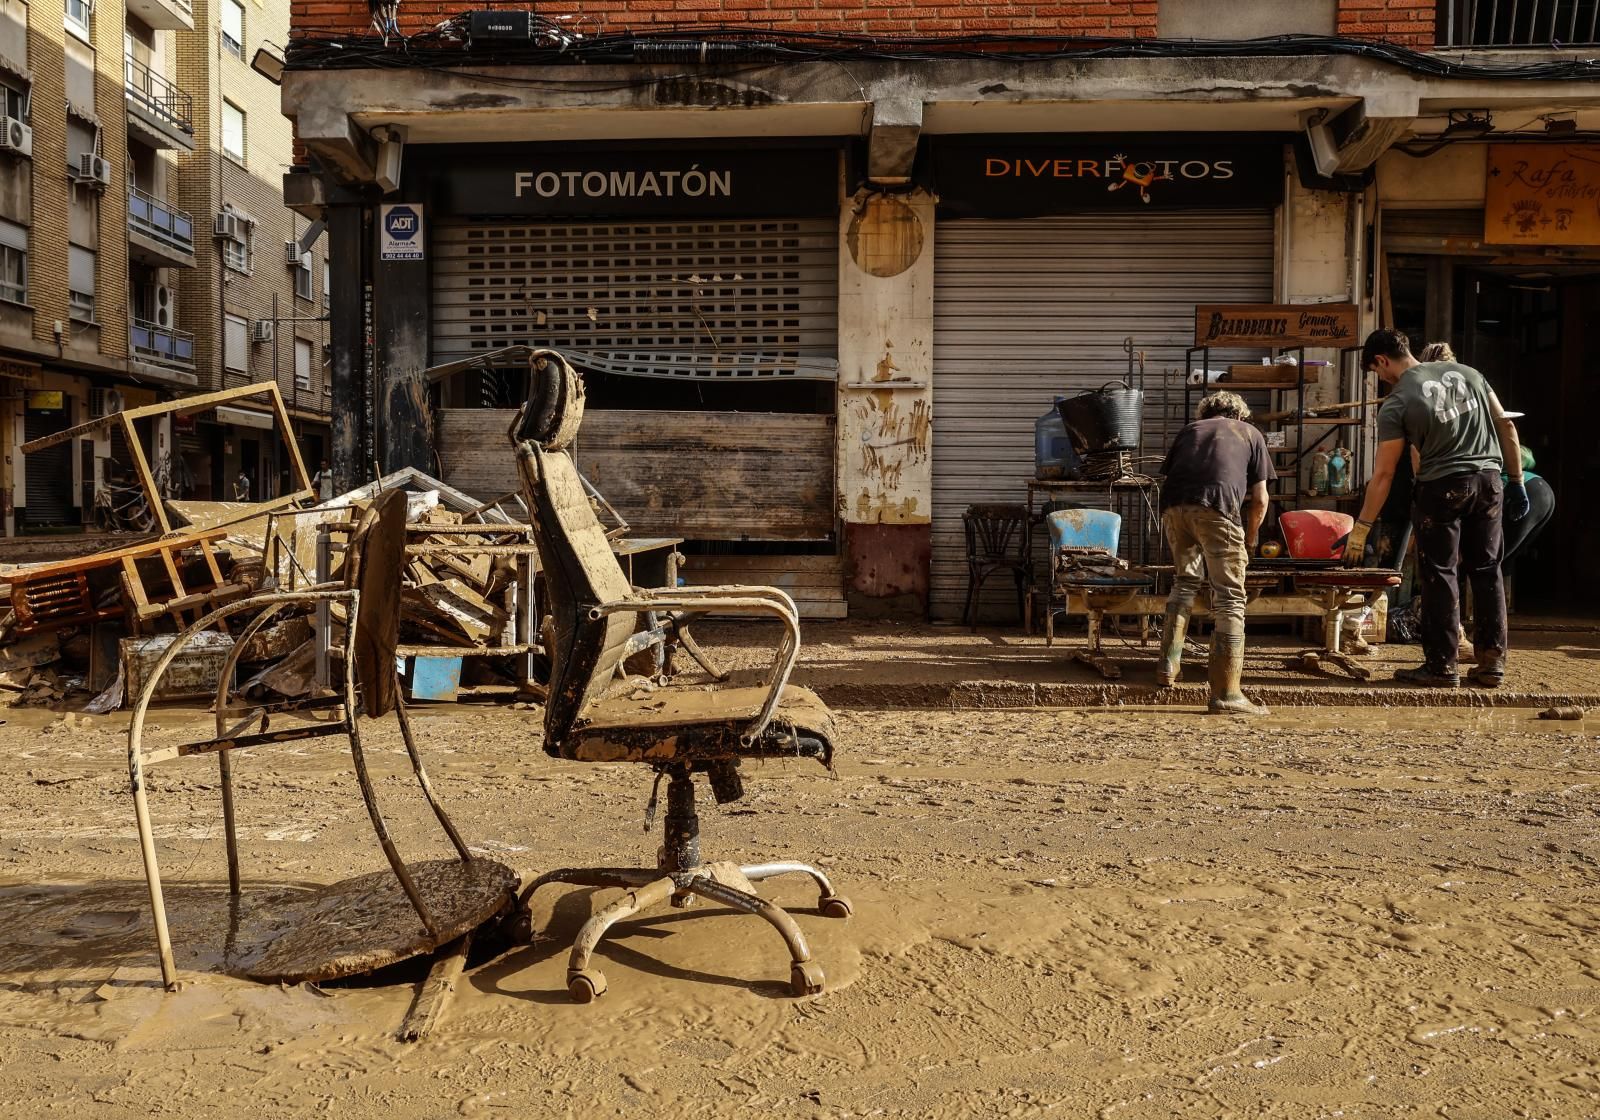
[{"x1": 1340, "y1": 519, "x2": 1373, "y2": 565}]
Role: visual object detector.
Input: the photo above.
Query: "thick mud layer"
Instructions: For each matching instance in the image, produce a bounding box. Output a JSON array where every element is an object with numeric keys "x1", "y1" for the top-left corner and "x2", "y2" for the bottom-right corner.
[{"x1": 0, "y1": 702, "x2": 1596, "y2": 1117}]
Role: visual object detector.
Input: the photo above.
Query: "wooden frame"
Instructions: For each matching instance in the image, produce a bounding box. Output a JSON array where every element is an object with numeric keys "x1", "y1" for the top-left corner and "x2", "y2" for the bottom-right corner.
[{"x1": 18, "y1": 382, "x2": 315, "y2": 536}]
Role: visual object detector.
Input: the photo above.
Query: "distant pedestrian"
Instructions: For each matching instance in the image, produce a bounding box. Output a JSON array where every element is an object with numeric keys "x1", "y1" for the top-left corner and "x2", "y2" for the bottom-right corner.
[
  {"x1": 311, "y1": 459, "x2": 335, "y2": 502},
  {"x1": 233, "y1": 469, "x2": 251, "y2": 503},
  {"x1": 1155, "y1": 390, "x2": 1274, "y2": 716}
]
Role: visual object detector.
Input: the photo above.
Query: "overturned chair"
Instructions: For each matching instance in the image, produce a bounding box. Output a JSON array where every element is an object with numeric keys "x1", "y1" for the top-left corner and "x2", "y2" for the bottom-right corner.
[
  {"x1": 127, "y1": 488, "x2": 515, "y2": 989},
  {"x1": 507, "y1": 349, "x2": 850, "y2": 1002}
]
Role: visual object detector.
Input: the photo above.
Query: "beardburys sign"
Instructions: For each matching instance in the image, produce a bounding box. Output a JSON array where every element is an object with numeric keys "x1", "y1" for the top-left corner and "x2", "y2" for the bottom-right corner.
[
  {"x1": 427, "y1": 146, "x2": 840, "y2": 218},
  {"x1": 1194, "y1": 303, "x2": 1359, "y2": 348},
  {"x1": 933, "y1": 138, "x2": 1286, "y2": 217}
]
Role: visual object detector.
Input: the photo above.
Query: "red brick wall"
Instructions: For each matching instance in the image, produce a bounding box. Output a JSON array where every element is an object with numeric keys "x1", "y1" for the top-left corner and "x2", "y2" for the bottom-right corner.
[
  {"x1": 1336, "y1": 0, "x2": 1436, "y2": 47},
  {"x1": 293, "y1": 1, "x2": 1160, "y2": 40}
]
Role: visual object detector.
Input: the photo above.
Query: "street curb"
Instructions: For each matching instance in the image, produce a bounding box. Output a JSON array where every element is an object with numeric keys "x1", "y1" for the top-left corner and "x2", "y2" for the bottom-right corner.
[{"x1": 815, "y1": 680, "x2": 1600, "y2": 711}]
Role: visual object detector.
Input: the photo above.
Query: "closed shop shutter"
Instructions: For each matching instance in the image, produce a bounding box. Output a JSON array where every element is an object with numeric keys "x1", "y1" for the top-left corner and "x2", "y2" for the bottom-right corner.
[
  {"x1": 23, "y1": 409, "x2": 76, "y2": 528},
  {"x1": 1381, "y1": 209, "x2": 1489, "y2": 256},
  {"x1": 930, "y1": 211, "x2": 1276, "y2": 619}
]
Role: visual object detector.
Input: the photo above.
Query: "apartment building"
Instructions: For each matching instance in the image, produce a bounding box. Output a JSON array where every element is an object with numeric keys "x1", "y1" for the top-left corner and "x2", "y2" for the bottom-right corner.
[{"x1": 0, "y1": 0, "x2": 327, "y2": 537}]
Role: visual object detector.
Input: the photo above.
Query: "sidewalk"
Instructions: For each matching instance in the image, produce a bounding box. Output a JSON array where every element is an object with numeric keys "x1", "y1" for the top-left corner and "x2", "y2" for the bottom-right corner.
[{"x1": 696, "y1": 616, "x2": 1600, "y2": 711}]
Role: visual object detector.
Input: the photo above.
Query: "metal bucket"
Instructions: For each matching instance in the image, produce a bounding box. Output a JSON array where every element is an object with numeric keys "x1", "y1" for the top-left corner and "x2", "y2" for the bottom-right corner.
[{"x1": 1056, "y1": 381, "x2": 1144, "y2": 454}]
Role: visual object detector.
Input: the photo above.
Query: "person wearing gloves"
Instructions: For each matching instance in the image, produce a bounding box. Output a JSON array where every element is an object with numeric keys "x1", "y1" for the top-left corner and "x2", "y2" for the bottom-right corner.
[{"x1": 1345, "y1": 330, "x2": 1529, "y2": 688}]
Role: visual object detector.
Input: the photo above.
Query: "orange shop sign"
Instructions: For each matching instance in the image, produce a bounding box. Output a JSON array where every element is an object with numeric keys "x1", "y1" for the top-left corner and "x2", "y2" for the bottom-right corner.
[{"x1": 1485, "y1": 144, "x2": 1600, "y2": 247}]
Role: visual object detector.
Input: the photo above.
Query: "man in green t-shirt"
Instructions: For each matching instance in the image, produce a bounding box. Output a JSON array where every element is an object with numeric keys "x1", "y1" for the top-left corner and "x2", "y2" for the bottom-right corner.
[{"x1": 1345, "y1": 330, "x2": 1530, "y2": 688}]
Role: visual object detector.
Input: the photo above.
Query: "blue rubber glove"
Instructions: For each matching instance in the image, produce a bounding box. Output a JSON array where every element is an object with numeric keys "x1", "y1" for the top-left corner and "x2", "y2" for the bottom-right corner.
[{"x1": 1504, "y1": 480, "x2": 1530, "y2": 522}]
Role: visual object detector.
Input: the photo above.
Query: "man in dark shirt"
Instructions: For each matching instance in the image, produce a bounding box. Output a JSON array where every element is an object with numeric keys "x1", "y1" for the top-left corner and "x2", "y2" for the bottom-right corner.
[{"x1": 1156, "y1": 391, "x2": 1275, "y2": 716}]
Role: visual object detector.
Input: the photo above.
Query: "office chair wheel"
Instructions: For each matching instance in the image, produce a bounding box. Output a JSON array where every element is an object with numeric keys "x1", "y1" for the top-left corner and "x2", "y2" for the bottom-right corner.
[
  {"x1": 818, "y1": 895, "x2": 853, "y2": 919},
  {"x1": 790, "y1": 960, "x2": 825, "y2": 997},
  {"x1": 507, "y1": 906, "x2": 534, "y2": 944},
  {"x1": 568, "y1": 968, "x2": 608, "y2": 1003}
]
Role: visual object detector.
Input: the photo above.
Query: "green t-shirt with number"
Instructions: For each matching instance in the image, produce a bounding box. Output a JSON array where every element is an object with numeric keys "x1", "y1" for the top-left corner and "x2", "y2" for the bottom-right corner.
[{"x1": 1376, "y1": 361, "x2": 1503, "y2": 483}]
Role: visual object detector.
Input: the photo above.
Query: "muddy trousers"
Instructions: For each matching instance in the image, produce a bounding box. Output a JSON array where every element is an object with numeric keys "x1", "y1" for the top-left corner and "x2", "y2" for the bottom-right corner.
[
  {"x1": 1414, "y1": 468, "x2": 1507, "y2": 672},
  {"x1": 1162, "y1": 505, "x2": 1249, "y2": 638}
]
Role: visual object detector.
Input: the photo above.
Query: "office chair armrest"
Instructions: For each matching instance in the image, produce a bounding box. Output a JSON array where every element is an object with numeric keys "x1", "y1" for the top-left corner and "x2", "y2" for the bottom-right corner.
[{"x1": 589, "y1": 590, "x2": 801, "y2": 746}]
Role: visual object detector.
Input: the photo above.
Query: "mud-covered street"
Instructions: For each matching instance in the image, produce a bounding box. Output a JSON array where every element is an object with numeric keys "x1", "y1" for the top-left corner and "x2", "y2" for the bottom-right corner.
[{"x1": 0, "y1": 693, "x2": 1596, "y2": 1119}]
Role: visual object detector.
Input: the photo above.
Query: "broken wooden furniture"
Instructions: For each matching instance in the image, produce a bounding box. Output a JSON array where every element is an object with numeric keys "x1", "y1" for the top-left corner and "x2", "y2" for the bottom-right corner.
[
  {"x1": 18, "y1": 381, "x2": 316, "y2": 538},
  {"x1": 1040, "y1": 509, "x2": 1156, "y2": 680},
  {"x1": 961, "y1": 504, "x2": 1031, "y2": 630},
  {"x1": 506, "y1": 348, "x2": 849, "y2": 1002},
  {"x1": 6, "y1": 527, "x2": 244, "y2": 637},
  {"x1": 127, "y1": 489, "x2": 515, "y2": 990}
]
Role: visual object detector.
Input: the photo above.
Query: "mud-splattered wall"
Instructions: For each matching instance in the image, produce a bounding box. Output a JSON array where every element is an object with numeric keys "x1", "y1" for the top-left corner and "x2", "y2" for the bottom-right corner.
[{"x1": 837, "y1": 189, "x2": 936, "y2": 610}]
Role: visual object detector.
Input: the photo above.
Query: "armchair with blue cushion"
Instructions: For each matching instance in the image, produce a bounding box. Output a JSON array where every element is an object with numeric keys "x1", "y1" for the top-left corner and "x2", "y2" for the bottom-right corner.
[{"x1": 1041, "y1": 508, "x2": 1156, "y2": 679}]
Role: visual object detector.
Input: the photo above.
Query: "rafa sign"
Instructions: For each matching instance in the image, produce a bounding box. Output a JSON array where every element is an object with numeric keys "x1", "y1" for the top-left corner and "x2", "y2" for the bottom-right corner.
[
  {"x1": 1485, "y1": 144, "x2": 1600, "y2": 247},
  {"x1": 1194, "y1": 304, "x2": 1359, "y2": 348}
]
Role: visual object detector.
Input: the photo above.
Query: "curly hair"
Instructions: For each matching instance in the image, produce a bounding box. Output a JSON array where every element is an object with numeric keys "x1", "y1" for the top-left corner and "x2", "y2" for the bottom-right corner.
[
  {"x1": 1418, "y1": 341, "x2": 1455, "y2": 362},
  {"x1": 1197, "y1": 390, "x2": 1251, "y2": 422}
]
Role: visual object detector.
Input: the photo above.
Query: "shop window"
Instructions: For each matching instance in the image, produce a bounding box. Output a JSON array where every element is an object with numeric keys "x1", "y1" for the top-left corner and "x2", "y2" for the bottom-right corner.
[
  {"x1": 224, "y1": 312, "x2": 248, "y2": 372},
  {"x1": 221, "y1": 100, "x2": 245, "y2": 164},
  {"x1": 68, "y1": 244, "x2": 94, "y2": 323},
  {"x1": 294, "y1": 338, "x2": 312, "y2": 391},
  {"x1": 0, "y1": 219, "x2": 25, "y2": 305},
  {"x1": 64, "y1": 0, "x2": 91, "y2": 39},
  {"x1": 222, "y1": 0, "x2": 244, "y2": 58}
]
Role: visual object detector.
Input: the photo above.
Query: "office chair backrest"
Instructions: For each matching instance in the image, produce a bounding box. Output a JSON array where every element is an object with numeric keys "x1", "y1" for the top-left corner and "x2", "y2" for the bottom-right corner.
[
  {"x1": 511, "y1": 351, "x2": 635, "y2": 753},
  {"x1": 1046, "y1": 508, "x2": 1121, "y2": 555},
  {"x1": 346, "y1": 487, "x2": 407, "y2": 719}
]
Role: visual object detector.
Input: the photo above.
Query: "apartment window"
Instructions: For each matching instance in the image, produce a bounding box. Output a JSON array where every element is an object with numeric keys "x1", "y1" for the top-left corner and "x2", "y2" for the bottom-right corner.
[
  {"x1": 294, "y1": 253, "x2": 313, "y2": 301},
  {"x1": 221, "y1": 0, "x2": 244, "y2": 59},
  {"x1": 224, "y1": 313, "x2": 249, "y2": 373},
  {"x1": 221, "y1": 207, "x2": 253, "y2": 274},
  {"x1": 294, "y1": 338, "x2": 312, "y2": 392},
  {"x1": 0, "y1": 220, "x2": 25, "y2": 305},
  {"x1": 322, "y1": 263, "x2": 330, "y2": 303},
  {"x1": 68, "y1": 245, "x2": 94, "y2": 323},
  {"x1": 221, "y1": 100, "x2": 245, "y2": 164},
  {"x1": 0, "y1": 80, "x2": 26, "y2": 123},
  {"x1": 64, "y1": 0, "x2": 91, "y2": 38}
]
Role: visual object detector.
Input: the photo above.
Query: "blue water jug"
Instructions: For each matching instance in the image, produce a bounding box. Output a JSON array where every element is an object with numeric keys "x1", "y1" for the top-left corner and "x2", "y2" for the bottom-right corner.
[{"x1": 1035, "y1": 402, "x2": 1081, "y2": 480}]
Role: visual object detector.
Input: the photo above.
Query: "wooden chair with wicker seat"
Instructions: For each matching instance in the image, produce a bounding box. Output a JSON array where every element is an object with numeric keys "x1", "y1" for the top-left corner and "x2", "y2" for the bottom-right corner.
[
  {"x1": 126, "y1": 488, "x2": 516, "y2": 990},
  {"x1": 505, "y1": 349, "x2": 851, "y2": 1003}
]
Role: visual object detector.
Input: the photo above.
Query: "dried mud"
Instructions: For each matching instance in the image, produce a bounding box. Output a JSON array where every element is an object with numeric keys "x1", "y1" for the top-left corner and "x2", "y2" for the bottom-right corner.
[{"x1": 0, "y1": 700, "x2": 1597, "y2": 1118}]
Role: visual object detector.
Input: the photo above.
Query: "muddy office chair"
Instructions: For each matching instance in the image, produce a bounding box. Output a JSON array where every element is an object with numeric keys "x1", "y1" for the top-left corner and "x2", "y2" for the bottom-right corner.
[
  {"x1": 127, "y1": 488, "x2": 515, "y2": 989},
  {"x1": 506, "y1": 349, "x2": 850, "y2": 1003}
]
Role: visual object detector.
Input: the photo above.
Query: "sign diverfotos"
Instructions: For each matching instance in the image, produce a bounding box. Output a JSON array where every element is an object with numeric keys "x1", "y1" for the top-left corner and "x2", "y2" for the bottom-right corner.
[{"x1": 380, "y1": 203, "x2": 424, "y2": 261}]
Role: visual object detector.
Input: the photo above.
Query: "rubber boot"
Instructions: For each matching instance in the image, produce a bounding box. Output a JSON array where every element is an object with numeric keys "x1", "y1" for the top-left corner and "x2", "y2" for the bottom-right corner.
[
  {"x1": 1466, "y1": 648, "x2": 1505, "y2": 689},
  {"x1": 1206, "y1": 632, "x2": 1269, "y2": 716},
  {"x1": 1155, "y1": 604, "x2": 1190, "y2": 687}
]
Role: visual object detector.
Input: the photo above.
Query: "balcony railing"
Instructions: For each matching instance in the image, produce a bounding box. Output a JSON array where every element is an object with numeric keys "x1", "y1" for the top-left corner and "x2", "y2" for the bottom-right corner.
[
  {"x1": 128, "y1": 186, "x2": 195, "y2": 257},
  {"x1": 124, "y1": 57, "x2": 194, "y2": 135},
  {"x1": 131, "y1": 317, "x2": 195, "y2": 370},
  {"x1": 1437, "y1": 1, "x2": 1600, "y2": 47}
]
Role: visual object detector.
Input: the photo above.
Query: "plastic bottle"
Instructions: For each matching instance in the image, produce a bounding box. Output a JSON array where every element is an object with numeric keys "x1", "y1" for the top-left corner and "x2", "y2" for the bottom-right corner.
[
  {"x1": 1035, "y1": 402, "x2": 1076, "y2": 480},
  {"x1": 1309, "y1": 450, "x2": 1331, "y2": 496},
  {"x1": 1328, "y1": 446, "x2": 1351, "y2": 496}
]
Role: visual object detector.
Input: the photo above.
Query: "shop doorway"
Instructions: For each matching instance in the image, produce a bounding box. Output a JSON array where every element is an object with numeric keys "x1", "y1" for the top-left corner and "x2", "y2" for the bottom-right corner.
[{"x1": 1388, "y1": 258, "x2": 1599, "y2": 614}]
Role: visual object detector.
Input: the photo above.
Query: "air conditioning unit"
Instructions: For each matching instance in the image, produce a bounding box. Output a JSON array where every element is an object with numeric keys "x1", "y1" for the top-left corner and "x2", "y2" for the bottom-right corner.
[
  {"x1": 213, "y1": 212, "x2": 242, "y2": 241},
  {"x1": 152, "y1": 284, "x2": 176, "y2": 329},
  {"x1": 251, "y1": 319, "x2": 274, "y2": 343},
  {"x1": 76, "y1": 153, "x2": 111, "y2": 190},
  {"x1": 0, "y1": 117, "x2": 31, "y2": 159},
  {"x1": 90, "y1": 388, "x2": 125, "y2": 418}
]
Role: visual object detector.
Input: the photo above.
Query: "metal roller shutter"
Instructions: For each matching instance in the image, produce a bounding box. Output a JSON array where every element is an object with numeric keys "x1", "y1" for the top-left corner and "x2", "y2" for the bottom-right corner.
[
  {"x1": 23, "y1": 410, "x2": 76, "y2": 528},
  {"x1": 930, "y1": 211, "x2": 1277, "y2": 620},
  {"x1": 431, "y1": 218, "x2": 838, "y2": 366}
]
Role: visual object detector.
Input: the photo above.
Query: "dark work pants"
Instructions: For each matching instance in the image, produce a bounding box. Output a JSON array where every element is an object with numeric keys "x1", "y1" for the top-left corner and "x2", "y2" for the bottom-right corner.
[
  {"x1": 1414, "y1": 468, "x2": 1507, "y2": 670},
  {"x1": 1501, "y1": 476, "x2": 1555, "y2": 566}
]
